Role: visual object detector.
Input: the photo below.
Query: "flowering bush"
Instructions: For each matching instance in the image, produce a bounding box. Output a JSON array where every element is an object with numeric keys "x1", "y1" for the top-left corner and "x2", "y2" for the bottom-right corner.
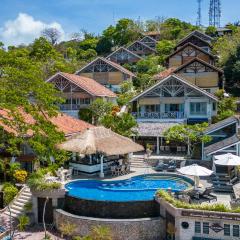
[{"x1": 14, "y1": 170, "x2": 28, "y2": 183}]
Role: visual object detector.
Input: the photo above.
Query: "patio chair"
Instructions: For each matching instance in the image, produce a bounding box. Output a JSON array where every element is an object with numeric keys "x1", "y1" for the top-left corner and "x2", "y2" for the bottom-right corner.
[
  {"x1": 187, "y1": 189, "x2": 200, "y2": 200},
  {"x1": 160, "y1": 146, "x2": 165, "y2": 152},
  {"x1": 177, "y1": 146, "x2": 182, "y2": 153},
  {"x1": 120, "y1": 165, "x2": 126, "y2": 175},
  {"x1": 66, "y1": 168, "x2": 73, "y2": 180},
  {"x1": 111, "y1": 166, "x2": 116, "y2": 176},
  {"x1": 165, "y1": 146, "x2": 170, "y2": 152},
  {"x1": 154, "y1": 160, "x2": 168, "y2": 171},
  {"x1": 125, "y1": 164, "x2": 130, "y2": 174},
  {"x1": 115, "y1": 166, "x2": 122, "y2": 176},
  {"x1": 199, "y1": 187, "x2": 217, "y2": 202}
]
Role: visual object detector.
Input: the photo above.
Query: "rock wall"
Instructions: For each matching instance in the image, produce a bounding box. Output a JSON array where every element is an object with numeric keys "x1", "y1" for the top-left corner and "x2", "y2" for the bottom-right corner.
[{"x1": 54, "y1": 209, "x2": 165, "y2": 240}]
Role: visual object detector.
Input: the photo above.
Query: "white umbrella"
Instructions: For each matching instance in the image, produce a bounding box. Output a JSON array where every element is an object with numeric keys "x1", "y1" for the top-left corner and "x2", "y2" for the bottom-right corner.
[
  {"x1": 178, "y1": 164, "x2": 213, "y2": 188},
  {"x1": 214, "y1": 153, "x2": 240, "y2": 166}
]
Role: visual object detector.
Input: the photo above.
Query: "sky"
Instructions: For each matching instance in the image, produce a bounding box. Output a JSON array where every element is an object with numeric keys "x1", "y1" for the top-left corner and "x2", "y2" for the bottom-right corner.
[{"x1": 0, "y1": 0, "x2": 239, "y2": 46}]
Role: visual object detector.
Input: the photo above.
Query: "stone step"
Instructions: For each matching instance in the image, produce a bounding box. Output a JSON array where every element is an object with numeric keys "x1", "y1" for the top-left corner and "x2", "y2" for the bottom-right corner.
[
  {"x1": 11, "y1": 204, "x2": 24, "y2": 212},
  {"x1": 21, "y1": 192, "x2": 32, "y2": 197},
  {"x1": 19, "y1": 195, "x2": 31, "y2": 201},
  {"x1": 15, "y1": 198, "x2": 28, "y2": 205}
]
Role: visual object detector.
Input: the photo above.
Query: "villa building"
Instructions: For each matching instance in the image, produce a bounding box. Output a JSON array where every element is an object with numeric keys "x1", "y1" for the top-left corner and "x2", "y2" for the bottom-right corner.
[
  {"x1": 76, "y1": 57, "x2": 136, "y2": 92},
  {"x1": 107, "y1": 47, "x2": 142, "y2": 65},
  {"x1": 127, "y1": 40, "x2": 157, "y2": 57},
  {"x1": 130, "y1": 74, "x2": 218, "y2": 154},
  {"x1": 143, "y1": 31, "x2": 161, "y2": 41},
  {"x1": 139, "y1": 36, "x2": 158, "y2": 49},
  {"x1": 203, "y1": 116, "x2": 240, "y2": 160},
  {"x1": 46, "y1": 72, "x2": 116, "y2": 118},
  {"x1": 166, "y1": 42, "x2": 216, "y2": 68},
  {"x1": 175, "y1": 30, "x2": 213, "y2": 53},
  {"x1": 155, "y1": 58, "x2": 224, "y2": 94}
]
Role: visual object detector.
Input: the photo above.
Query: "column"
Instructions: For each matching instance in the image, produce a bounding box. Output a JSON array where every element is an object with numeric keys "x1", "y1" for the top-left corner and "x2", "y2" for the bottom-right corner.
[
  {"x1": 156, "y1": 137, "x2": 160, "y2": 155},
  {"x1": 99, "y1": 155, "x2": 104, "y2": 178}
]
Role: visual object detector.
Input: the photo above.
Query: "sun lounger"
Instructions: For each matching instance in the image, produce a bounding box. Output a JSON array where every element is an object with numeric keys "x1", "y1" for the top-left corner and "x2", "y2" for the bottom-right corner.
[{"x1": 199, "y1": 187, "x2": 217, "y2": 202}]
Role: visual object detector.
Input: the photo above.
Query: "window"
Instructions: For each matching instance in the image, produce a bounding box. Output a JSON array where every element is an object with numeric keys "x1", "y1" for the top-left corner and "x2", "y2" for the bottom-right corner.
[
  {"x1": 190, "y1": 102, "x2": 207, "y2": 115},
  {"x1": 233, "y1": 225, "x2": 240, "y2": 237},
  {"x1": 212, "y1": 102, "x2": 216, "y2": 111},
  {"x1": 203, "y1": 222, "x2": 209, "y2": 234},
  {"x1": 195, "y1": 222, "x2": 201, "y2": 234},
  {"x1": 224, "y1": 224, "x2": 230, "y2": 236},
  {"x1": 80, "y1": 98, "x2": 90, "y2": 105}
]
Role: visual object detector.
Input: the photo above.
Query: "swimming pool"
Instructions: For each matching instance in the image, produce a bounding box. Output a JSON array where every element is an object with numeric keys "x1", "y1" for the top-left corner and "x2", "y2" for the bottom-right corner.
[{"x1": 65, "y1": 174, "x2": 193, "y2": 202}]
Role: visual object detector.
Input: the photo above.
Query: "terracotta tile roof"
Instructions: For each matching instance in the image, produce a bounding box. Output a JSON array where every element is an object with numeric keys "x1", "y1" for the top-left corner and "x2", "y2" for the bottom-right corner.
[
  {"x1": 50, "y1": 72, "x2": 116, "y2": 98},
  {"x1": 50, "y1": 113, "x2": 93, "y2": 136},
  {"x1": 153, "y1": 68, "x2": 176, "y2": 81},
  {"x1": 0, "y1": 109, "x2": 93, "y2": 137},
  {"x1": 76, "y1": 57, "x2": 136, "y2": 78}
]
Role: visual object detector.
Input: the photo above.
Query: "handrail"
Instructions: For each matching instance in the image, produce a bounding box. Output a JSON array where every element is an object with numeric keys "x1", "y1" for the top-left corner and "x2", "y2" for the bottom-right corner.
[{"x1": 132, "y1": 111, "x2": 185, "y2": 119}]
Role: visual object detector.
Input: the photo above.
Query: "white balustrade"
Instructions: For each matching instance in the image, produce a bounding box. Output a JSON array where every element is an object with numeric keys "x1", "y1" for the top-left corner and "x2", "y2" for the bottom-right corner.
[{"x1": 132, "y1": 112, "x2": 185, "y2": 119}]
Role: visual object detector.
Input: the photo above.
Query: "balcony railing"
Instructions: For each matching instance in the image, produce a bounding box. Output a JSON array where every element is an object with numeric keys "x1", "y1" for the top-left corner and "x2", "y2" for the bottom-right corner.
[
  {"x1": 59, "y1": 104, "x2": 81, "y2": 111},
  {"x1": 132, "y1": 112, "x2": 185, "y2": 120}
]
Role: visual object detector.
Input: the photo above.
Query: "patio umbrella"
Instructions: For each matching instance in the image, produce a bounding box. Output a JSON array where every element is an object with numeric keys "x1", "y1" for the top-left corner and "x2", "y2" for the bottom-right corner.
[
  {"x1": 214, "y1": 153, "x2": 240, "y2": 166},
  {"x1": 178, "y1": 164, "x2": 213, "y2": 188}
]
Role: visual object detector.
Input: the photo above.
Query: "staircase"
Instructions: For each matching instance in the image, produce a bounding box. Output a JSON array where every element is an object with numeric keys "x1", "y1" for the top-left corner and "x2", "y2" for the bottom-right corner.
[
  {"x1": 4, "y1": 187, "x2": 32, "y2": 219},
  {"x1": 130, "y1": 156, "x2": 147, "y2": 169}
]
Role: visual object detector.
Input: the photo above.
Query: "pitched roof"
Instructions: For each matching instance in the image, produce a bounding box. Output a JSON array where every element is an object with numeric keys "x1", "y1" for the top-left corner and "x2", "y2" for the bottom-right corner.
[
  {"x1": 204, "y1": 134, "x2": 240, "y2": 156},
  {"x1": 177, "y1": 30, "x2": 213, "y2": 46},
  {"x1": 0, "y1": 109, "x2": 93, "y2": 137},
  {"x1": 139, "y1": 36, "x2": 157, "y2": 43},
  {"x1": 127, "y1": 40, "x2": 157, "y2": 53},
  {"x1": 107, "y1": 47, "x2": 143, "y2": 60},
  {"x1": 75, "y1": 57, "x2": 136, "y2": 77},
  {"x1": 47, "y1": 72, "x2": 116, "y2": 98},
  {"x1": 153, "y1": 68, "x2": 176, "y2": 81},
  {"x1": 166, "y1": 42, "x2": 216, "y2": 60},
  {"x1": 133, "y1": 122, "x2": 181, "y2": 137},
  {"x1": 174, "y1": 57, "x2": 223, "y2": 74},
  {"x1": 204, "y1": 116, "x2": 239, "y2": 134},
  {"x1": 130, "y1": 74, "x2": 218, "y2": 102}
]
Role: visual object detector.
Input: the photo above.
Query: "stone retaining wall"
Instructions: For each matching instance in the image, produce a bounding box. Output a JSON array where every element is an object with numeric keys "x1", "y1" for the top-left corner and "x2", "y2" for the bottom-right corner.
[{"x1": 54, "y1": 209, "x2": 165, "y2": 240}]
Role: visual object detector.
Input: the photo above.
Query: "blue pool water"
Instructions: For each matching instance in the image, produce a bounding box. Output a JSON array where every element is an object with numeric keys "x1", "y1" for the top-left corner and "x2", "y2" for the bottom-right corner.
[{"x1": 65, "y1": 174, "x2": 193, "y2": 202}]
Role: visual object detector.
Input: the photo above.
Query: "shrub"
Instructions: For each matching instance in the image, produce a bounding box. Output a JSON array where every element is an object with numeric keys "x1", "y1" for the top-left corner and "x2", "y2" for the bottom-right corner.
[
  {"x1": 24, "y1": 202, "x2": 33, "y2": 212},
  {"x1": 17, "y1": 215, "x2": 30, "y2": 231},
  {"x1": 27, "y1": 171, "x2": 61, "y2": 191},
  {"x1": 157, "y1": 190, "x2": 240, "y2": 213},
  {"x1": 59, "y1": 221, "x2": 76, "y2": 238},
  {"x1": 90, "y1": 226, "x2": 112, "y2": 240},
  {"x1": 3, "y1": 185, "x2": 18, "y2": 205},
  {"x1": 13, "y1": 170, "x2": 28, "y2": 183}
]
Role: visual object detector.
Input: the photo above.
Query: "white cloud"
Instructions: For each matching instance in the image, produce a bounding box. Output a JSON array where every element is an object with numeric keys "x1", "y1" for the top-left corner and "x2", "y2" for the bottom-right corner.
[{"x1": 0, "y1": 13, "x2": 65, "y2": 46}]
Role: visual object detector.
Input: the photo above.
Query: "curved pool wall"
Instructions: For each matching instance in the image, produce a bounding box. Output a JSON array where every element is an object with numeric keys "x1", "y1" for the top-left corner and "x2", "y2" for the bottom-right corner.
[{"x1": 64, "y1": 173, "x2": 193, "y2": 219}]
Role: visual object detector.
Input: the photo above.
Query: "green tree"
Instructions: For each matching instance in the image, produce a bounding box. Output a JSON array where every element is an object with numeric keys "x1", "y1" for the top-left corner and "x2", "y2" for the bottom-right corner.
[
  {"x1": 0, "y1": 47, "x2": 66, "y2": 162},
  {"x1": 117, "y1": 81, "x2": 136, "y2": 107},
  {"x1": 213, "y1": 90, "x2": 237, "y2": 122},
  {"x1": 156, "y1": 40, "x2": 175, "y2": 63},
  {"x1": 89, "y1": 99, "x2": 114, "y2": 125},
  {"x1": 205, "y1": 26, "x2": 218, "y2": 38},
  {"x1": 164, "y1": 123, "x2": 211, "y2": 157},
  {"x1": 101, "y1": 112, "x2": 137, "y2": 137}
]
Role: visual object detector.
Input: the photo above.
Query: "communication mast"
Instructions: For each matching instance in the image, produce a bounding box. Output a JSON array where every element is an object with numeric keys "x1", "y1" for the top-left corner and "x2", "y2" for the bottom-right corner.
[
  {"x1": 196, "y1": 0, "x2": 202, "y2": 27},
  {"x1": 209, "y1": 0, "x2": 221, "y2": 27}
]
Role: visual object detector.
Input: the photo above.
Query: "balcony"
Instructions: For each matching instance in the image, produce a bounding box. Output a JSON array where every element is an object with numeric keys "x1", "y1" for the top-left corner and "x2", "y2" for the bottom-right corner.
[
  {"x1": 59, "y1": 104, "x2": 81, "y2": 111},
  {"x1": 132, "y1": 111, "x2": 185, "y2": 120}
]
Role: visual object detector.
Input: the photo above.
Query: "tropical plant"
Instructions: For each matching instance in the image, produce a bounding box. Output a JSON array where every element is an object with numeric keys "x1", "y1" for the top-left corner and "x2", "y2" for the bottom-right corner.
[
  {"x1": 100, "y1": 112, "x2": 137, "y2": 137},
  {"x1": 89, "y1": 225, "x2": 113, "y2": 240},
  {"x1": 157, "y1": 190, "x2": 240, "y2": 213},
  {"x1": 163, "y1": 123, "x2": 211, "y2": 157},
  {"x1": 17, "y1": 215, "x2": 30, "y2": 231},
  {"x1": 13, "y1": 170, "x2": 28, "y2": 183},
  {"x1": 0, "y1": 158, "x2": 21, "y2": 182},
  {"x1": 24, "y1": 201, "x2": 33, "y2": 212},
  {"x1": 59, "y1": 221, "x2": 77, "y2": 238}
]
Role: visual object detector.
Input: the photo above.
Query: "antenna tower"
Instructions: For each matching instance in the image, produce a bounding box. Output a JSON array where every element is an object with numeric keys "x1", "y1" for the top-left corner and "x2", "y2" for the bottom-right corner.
[
  {"x1": 209, "y1": 0, "x2": 221, "y2": 27},
  {"x1": 196, "y1": 0, "x2": 202, "y2": 27}
]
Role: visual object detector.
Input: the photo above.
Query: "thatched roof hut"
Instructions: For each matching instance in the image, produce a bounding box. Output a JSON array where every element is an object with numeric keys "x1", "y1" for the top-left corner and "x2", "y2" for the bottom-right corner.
[{"x1": 58, "y1": 126, "x2": 144, "y2": 156}]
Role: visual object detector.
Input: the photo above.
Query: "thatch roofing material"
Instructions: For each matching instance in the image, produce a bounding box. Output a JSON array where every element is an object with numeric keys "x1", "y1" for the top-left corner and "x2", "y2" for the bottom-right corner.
[{"x1": 58, "y1": 126, "x2": 144, "y2": 156}]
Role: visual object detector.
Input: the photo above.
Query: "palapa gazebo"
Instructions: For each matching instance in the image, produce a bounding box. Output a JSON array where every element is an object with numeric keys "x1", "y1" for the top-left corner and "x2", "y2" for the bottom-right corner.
[{"x1": 58, "y1": 126, "x2": 144, "y2": 177}]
